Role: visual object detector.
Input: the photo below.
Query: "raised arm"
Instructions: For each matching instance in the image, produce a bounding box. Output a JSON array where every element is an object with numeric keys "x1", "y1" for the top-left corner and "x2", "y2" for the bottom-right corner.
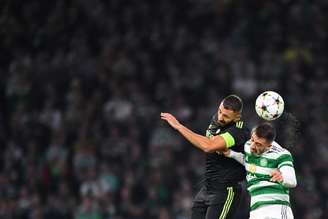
[{"x1": 160, "y1": 112, "x2": 228, "y2": 152}]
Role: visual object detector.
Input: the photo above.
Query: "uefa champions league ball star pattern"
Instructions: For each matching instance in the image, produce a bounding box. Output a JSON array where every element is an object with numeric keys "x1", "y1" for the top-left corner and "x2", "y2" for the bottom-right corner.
[{"x1": 255, "y1": 91, "x2": 284, "y2": 121}]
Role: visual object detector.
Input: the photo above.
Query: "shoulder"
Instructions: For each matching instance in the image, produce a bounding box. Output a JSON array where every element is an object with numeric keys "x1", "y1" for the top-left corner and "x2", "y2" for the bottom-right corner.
[
  {"x1": 226, "y1": 120, "x2": 249, "y2": 133},
  {"x1": 266, "y1": 141, "x2": 293, "y2": 160},
  {"x1": 271, "y1": 141, "x2": 291, "y2": 155},
  {"x1": 219, "y1": 121, "x2": 249, "y2": 148},
  {"x1": 222, "y1": 121, "x2": 249, "y2": 140},
  {"x1": 229, "y1": 120, "x2": 250, "y2": 140},
  {"x1": 235, "y1": 120, "x2": 246, "y2": 129},
  {"x1": 270, "y1": 142, "x2": 294, "y2": 168}
]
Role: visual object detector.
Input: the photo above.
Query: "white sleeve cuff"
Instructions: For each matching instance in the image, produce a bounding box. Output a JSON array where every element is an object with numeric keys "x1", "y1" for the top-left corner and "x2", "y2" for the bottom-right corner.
[{"x1": 228, "y1": 150, "x2": 245, "y2": 165}]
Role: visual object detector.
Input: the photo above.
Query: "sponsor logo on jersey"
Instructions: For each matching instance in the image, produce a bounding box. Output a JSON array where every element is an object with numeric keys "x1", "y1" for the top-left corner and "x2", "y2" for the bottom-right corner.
[
  {"x1": 246, "y1": 174, "x2": 256, "y2": 181},
  {"x1": 249, "y1": 164, "x2": 257, "y2": 173}
]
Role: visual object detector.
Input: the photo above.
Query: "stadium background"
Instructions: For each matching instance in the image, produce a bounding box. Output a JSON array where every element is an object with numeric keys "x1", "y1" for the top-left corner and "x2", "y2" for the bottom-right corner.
[{"x1": 1, "y1": 0, "x2": 327, "y2": 218}]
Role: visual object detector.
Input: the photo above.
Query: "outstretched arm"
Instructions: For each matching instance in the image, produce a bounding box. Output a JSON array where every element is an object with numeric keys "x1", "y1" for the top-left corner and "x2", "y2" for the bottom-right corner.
[
  {"x1": 160, "y1": 112, "x2": 227, "y2": 152},
  {"x1": 222, "y1": 150, "x2": 245, "y2": 165}
]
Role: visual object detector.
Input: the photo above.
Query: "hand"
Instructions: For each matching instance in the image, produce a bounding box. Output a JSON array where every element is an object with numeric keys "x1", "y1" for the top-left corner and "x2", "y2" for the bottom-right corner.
[
  {"x1": 222, "y1": 149, "x2": 231, "y2": 157},
  {"x1": 270, "y1": 170, "x2": 283, "y2": 183},
  {"x1": 160, "y1": 112, "x2": 182, "y2": 130}
]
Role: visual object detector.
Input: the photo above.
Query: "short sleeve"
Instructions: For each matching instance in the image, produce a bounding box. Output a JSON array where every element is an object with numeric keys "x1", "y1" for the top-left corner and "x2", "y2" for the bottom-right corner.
[
  {"x1": 220, "y1": 132, "x2": 235, "y2": 148},
  {"x1": 219, "y1": 121, "x2": 249, "y2": 149}
]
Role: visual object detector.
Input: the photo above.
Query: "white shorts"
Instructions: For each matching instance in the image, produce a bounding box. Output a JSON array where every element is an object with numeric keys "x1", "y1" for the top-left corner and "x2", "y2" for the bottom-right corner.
[{"x1": 249, "y1": 205, "x2": 294, "y2": 219}]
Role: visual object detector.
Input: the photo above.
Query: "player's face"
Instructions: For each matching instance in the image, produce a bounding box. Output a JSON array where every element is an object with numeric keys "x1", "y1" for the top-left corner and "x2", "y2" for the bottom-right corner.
[
  {"x1": 217, "y1": 103, "x2": 239, "y2": 125},
  {"x1": 250, "y1": 133, "x2": 271, "y2": 155}
]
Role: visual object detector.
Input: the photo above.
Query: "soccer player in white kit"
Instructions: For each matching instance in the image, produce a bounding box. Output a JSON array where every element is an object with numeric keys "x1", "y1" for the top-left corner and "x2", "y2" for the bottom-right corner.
[{"x1": 223, "y1": 123, "x2": 297, "y2": 219}]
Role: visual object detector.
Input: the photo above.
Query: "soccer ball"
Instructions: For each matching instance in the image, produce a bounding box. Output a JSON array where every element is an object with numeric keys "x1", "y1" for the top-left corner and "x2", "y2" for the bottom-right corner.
[{"x1": 255, "y1": 91, "x2": 284, "y2": 121}]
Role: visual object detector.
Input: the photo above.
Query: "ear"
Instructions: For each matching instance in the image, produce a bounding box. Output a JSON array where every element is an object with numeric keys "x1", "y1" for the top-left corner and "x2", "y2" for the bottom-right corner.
[{"x1": 233, "y1": 113, "x2": 241, "y2": 122}]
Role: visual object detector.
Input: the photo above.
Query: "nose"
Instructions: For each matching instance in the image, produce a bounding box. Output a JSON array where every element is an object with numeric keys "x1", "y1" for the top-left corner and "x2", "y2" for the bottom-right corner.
[
  {"x1": 250, "y1": 145, "x2": 256, "y2": 152},
  {"x1": 218, "y1": 114, "x2": 224, "y2": 123}
]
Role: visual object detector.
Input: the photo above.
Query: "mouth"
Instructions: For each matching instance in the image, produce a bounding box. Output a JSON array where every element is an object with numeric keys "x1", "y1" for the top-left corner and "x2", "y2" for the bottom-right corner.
[{"x1": 218, "y1": 120, "x2": 225, "y2": 125}]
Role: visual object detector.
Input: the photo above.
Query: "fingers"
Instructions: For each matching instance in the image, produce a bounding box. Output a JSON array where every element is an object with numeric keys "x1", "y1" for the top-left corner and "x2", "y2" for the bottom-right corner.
[
  {"x1": 271, "y1": 172, "x2": 278, "y2": 181},
  {"x1": 222, "y1": 149, "x2": 230, "y2": 157},
  {"x1": 270, "y1": 175, "x2": 279, "y2": 182},
  {"x1": 160, "y1": 113, "x2": 169, "y2": 121},
  {"x1": 270, "y1": 170, "x2": 283, "y2": 182},
  {"x1": 160, "y1": 112, "x2": 169, "y2": 118},
  {"x1": 160, "y1": 112, "x2": 173, "y2": 120},
  {"x1": 160, "y1": 113, "x2": 175, "y2": 125},
  {"x1": 160, "y1": 112, "x2": 181, "y2": 130}
]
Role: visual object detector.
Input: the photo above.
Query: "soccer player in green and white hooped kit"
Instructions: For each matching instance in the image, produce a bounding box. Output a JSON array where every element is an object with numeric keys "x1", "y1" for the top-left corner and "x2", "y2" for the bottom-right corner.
[{"x1": 224, "y1": 123, "x2": 297, "y2": 219}]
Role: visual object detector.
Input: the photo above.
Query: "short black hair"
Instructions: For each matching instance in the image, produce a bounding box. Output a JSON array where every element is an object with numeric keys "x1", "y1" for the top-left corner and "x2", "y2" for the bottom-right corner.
[
  {"x1": 253, "y1": 123, "x2": 276, "y2": 143},
  {"x1": 222, "y1": 95, "x2": 243, "y2": 113}
]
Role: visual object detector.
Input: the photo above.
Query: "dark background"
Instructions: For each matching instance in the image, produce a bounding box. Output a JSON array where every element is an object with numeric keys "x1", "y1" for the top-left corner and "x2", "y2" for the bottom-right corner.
[{"x1": 1, "y1": 0, "x2": 327, "y2": 218}]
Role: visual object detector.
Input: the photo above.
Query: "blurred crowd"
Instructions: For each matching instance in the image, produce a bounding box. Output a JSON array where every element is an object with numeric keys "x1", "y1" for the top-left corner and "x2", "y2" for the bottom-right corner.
[{"x1": 1, "y1": 0, "x2": 328, "y2": 218}]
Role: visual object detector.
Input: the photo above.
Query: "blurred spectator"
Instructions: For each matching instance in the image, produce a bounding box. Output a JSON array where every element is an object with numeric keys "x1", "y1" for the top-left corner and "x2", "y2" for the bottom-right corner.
[
  {"x1": 74, "y1": 196, "x2": 102, "y2": 219},
  {"x1": 1, "y1": 0, "x2": 328, "y2": 218}
]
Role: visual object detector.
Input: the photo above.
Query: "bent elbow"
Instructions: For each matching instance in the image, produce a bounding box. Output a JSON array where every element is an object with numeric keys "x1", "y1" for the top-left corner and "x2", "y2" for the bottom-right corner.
[
  {"x1": 198, "y1": 141, "x2": 216, "y2": 153},
  {"x1": 283, "y1": 179, "x2": 297, "y2": 188},
  {"x1": 203, "y1": 147, "x2": 215, "y2": 153},
  {"x1": 290, "y1": 179, "x2": 297, "y2": 188},
  {"x1": 201, "y1": 139, "x2": 225, "y2": 153},
  {"x1": 289, "y1": 183, "x2": 297, "y2": 189},
  {"x1": 289, "y1": 175, "x2": 298, "y2": 188}
]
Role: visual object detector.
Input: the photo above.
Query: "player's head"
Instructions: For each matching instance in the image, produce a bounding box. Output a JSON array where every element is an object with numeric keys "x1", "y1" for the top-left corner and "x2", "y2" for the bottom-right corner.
[
  {"x1": 217, "y1": 95, "x2": 243, "y2": 125},
  {"x1": 250, "y1": 123, "x2": 276, "y2": 155}
]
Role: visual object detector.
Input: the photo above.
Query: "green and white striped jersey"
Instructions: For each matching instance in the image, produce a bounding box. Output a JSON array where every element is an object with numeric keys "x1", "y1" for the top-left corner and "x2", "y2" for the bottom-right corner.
[{"x1": 244, "y1": 140, "x2": 295, "y2": 211}]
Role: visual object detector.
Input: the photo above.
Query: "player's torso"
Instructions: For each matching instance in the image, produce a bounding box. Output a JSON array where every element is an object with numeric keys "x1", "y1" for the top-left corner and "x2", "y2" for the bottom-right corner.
[
  {"x1": 244, "y1": 141, "x2": 288, "y2": 183},
  {"x1": 244, "y1": 141, "x2": 291, "y2": 211},
  {"x1": 204, "y1": 115, "x2": 248, "y2": 191}
]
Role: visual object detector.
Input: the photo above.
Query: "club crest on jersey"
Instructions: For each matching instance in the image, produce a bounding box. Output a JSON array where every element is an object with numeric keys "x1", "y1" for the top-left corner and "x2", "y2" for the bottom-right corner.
[
  {"x1": 260, "y1": 158, "x2": 268, "y2": 167},
  {"x1": 206, "y1": 130, "x2": 213, "y2": 138},
  {"x1": 249, "y1": 164, "x2": 257, "y2": 173}
]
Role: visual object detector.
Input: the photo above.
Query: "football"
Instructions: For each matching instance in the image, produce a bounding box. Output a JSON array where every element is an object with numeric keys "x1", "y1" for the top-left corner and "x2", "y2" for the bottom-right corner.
[{"x1": 255, "y1": 91, "x2": 284, "y2": 121}]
